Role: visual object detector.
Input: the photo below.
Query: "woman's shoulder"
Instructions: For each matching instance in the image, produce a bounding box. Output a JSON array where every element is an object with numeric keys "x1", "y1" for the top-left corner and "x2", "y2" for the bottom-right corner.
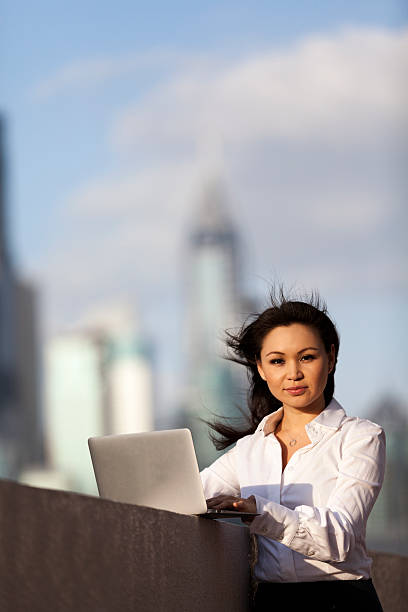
[
  {"x1": 324, "y1": 399, "x2": 383, "y2": 435},
  {"x1": 340, "y1": 413, "x2": 384, "y2": 434},
  {"x1": 235, "y1": 416, "x2": 272, "y2": 452},
  {"x1": 236, "y1": 430, "x2": 258, "y2": 448},
  {"x1": 338, "y1": 413, "x2": 385, "y2": 451}
]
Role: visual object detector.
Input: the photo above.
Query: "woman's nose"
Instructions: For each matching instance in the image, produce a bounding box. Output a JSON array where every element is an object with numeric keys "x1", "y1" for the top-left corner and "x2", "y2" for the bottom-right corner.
[{"x1": 287, "y1": 361, "x2": 303, "y2": 380}]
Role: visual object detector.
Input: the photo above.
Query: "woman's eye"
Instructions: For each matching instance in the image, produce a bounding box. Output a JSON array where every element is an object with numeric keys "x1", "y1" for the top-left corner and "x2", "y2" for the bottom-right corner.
[
  {"x1": 301, "y1": 354, "x2": 315, "y2": 361},
  {"x1": 270, "y1": 358, "x2": 284, "y2": 365}
]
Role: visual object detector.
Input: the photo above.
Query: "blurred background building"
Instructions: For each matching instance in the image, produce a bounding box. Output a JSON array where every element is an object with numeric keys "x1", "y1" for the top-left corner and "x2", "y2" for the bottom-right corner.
[
  {"x1": 183, "y1": 179, "x2": 253, "y2": 468},
  {"x1": 23, "y1": 305, "x2": 155, "y2": 493},
  {"x1": 366, "y1": 397, "x2": 408, "y2": 555},
  {"x1": 43, "y1": 330, "x2": 107, "y2": 493},
  {"x1": 0, "y1": 117, "x2": 43, "y2": 479}
]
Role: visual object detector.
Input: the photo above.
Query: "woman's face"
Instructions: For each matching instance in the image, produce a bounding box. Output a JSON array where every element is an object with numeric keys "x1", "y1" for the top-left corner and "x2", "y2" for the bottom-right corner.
[{"x1": 257, "y1": 323, "x2": 335, "y2": 413}]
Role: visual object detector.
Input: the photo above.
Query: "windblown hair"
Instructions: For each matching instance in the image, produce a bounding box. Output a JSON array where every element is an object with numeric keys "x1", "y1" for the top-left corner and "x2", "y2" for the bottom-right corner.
[{"x1": 208, "y1": 288, "x2": 340, "y2": 450}]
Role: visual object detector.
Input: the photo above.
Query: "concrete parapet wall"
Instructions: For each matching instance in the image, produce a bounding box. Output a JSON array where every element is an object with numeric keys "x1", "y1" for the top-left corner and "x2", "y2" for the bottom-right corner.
[
  {"x1": 0, "y1": 480, "x2": 250, "y2": 612},
  {"x1": 0, "y1": 479, "x2": 407, "y2": 612},
  {"x1": 371, "y1": 550, "x2": 408, "y2": 612}
]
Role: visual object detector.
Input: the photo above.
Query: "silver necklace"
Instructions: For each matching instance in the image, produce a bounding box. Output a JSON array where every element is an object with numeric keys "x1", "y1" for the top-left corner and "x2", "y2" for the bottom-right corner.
[{"x1": 279, "y1": 427, "x2": 299, "y2": 446}]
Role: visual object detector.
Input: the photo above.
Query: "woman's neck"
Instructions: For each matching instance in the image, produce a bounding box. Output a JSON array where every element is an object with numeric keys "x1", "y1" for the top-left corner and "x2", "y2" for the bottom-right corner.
[{"x1": 280, "y1": 399, "x2": 325, "y2": 432}]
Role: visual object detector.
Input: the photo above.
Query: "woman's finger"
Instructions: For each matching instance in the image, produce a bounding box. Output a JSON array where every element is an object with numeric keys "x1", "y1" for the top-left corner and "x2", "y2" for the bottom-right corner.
[
  {"x1": 206, "y1": 495, "x2": 241, "y2": 509},
  {"x1": 206, "y1": 494, "x2": 257, "y2": 513},
  {"x1": 207, "y1": 499, "x2": 238, "y2": 509},
  {"x1": 233, "y1": 495, "x2": 257, "y2": 513}
]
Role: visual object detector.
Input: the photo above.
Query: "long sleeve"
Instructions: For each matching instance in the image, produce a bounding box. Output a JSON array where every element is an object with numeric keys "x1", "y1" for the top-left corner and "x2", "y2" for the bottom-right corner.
[
  {"x1": 200, "y1": 446, "x2": 240, "y2": 498},
  {"x1": 249, "y1": 423, "x2": 386, "y2": 563}
]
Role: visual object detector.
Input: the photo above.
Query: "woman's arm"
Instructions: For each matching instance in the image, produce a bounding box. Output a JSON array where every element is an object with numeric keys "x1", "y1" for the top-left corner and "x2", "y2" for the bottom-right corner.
[
  {"x1": 200, "y1": 446, "x2": 241, "y2": 499},
  {"x1": 250, "y1": 423, "x2": 385, "y2": 562}
]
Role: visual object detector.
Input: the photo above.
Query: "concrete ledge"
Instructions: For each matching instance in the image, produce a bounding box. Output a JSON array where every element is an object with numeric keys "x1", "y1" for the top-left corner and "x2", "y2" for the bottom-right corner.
[
  {"x1": 1, "y1": 479, "x2": 407, "y2": 611},
  {"x1": 371, "y1": 550, "x2": 408, "y2": 612},
  {"x1": 0, "y1": 479, "x2": 250, "y2": 612}
]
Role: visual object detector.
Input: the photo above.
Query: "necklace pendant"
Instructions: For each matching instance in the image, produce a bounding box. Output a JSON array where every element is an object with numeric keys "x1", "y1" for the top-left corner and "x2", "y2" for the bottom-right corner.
[{"x1": 289, "y1": 438, "x2": 297, "y2": 447}]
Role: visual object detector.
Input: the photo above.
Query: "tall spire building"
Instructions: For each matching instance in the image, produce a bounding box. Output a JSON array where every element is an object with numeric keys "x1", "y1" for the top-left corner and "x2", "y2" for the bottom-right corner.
[{"x1": 184, "y1": 179, "x2": 247, "y2": 468}]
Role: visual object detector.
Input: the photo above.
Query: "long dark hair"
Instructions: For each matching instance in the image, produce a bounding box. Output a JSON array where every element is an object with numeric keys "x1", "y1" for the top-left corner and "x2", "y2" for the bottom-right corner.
[{"x1": 208, "y1": 288, "x2": 340, "y2": 450}]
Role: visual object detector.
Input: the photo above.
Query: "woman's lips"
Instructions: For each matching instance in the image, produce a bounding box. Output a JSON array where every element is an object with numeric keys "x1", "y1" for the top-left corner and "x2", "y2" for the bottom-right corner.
[{"x1": 285, "y1": 387, "x2": 307, "y2": 396}]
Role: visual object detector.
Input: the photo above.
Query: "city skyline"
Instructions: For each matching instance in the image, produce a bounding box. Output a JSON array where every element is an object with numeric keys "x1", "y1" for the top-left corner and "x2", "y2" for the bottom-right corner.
[
  {"x1": 3, "y1": 138, "x2": 407, "y2": 542},
  {"x1": 1, "y1": 2, "x2": 408, "y2": 575},
  {"x1": 1, "y1": 2, "x2": 407, "y2": 424}
]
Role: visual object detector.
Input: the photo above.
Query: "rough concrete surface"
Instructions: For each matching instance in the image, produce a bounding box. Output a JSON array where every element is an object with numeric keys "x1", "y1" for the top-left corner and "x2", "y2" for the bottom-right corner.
[
  {"x1": 0, "y1": 480, "x2": 406, "y2": 612},
  {"x1": 0, "y1": 479, "x2": 250, "y2": 612},
  {"x1": 371, "y1": 550, "x2": 408, "y2": 612}
]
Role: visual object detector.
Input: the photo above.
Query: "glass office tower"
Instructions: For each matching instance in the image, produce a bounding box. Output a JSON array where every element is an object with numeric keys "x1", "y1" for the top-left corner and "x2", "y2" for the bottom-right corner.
[{"x1": 184, "y1": 180, "x2": 247, "y2": 468}]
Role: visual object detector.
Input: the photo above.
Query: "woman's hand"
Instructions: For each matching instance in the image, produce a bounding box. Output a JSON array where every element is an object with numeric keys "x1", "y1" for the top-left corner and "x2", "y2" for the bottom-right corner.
[{"x1": 206, "y1": 494, "x2": 257, "y2": 522}]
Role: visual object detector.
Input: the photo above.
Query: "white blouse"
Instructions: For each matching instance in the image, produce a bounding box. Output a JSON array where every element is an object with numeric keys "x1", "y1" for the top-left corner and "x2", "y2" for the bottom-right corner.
[{"x1": 200, "y1": 399, "x2": 385, "y2": 583}]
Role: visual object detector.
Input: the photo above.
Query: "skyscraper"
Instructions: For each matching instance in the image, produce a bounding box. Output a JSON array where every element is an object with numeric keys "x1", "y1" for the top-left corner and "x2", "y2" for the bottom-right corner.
[
  {"x1": 0, "y1": 118, "x2": 19, "y2": 476},
  {"x1": 79, "y1": 303, "x2": 155, "y2": 437},
  {"x1": 43, "y1": 305, "x2": 154, "y2": 494},
  {"x1": 366, "y1": 397, "x2": 408, "y2": 555},
  {"x1": 0, "y1": 117, "x2": 42, "y2": 478},
  {"x1": 15, "y1": 280, "x2": 43, "y2": 468},
  {"x1": 184, "y1": 179, "x2": 247, "y2": 468},
  {"x1": 107, "y1": 333, "x2": 154, "y2": 435},
  {"x1": 44, "y1": 331, "x2": 108, "y2": 494}
]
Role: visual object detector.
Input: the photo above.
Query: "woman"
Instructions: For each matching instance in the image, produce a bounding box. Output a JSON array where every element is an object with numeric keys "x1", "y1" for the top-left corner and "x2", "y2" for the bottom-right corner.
[{"x1": 201, "y1": 292, "x2": 385, "y2": 611}]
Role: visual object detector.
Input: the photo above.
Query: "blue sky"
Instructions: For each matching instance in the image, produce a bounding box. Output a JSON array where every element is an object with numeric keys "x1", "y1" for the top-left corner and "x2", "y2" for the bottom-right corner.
[{"x1": 1, "y1": 1, "x2": 407, "y2": 420}]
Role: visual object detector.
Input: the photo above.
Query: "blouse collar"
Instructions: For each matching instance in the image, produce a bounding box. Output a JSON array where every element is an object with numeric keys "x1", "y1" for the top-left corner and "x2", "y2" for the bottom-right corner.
[{"x1": 256, "y1": 398, "x2": 346, "y2": 436}]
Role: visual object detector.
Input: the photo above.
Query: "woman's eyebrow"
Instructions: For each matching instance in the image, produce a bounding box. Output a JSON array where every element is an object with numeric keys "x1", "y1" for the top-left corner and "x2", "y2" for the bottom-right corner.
[
  {"x1": 265, "y1": 346, "x2": 320, "y2": 357},
  {"x1": 299, "y1": 346, "x2": 320, "y2": 353}
]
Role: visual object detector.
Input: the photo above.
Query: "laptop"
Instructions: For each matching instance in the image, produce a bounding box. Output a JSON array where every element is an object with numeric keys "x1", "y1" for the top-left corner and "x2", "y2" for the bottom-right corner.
[{"x1": 88, "y1": 428, "x2": 259, "y2": 519}]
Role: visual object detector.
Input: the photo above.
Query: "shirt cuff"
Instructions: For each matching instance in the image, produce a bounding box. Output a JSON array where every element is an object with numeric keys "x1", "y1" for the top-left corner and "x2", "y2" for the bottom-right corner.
[{"x1": 249, "y1": 495, "x2": 299, "y2": 546}]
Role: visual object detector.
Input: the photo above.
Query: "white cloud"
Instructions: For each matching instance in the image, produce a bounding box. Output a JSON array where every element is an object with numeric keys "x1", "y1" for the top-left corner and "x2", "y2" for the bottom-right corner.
[
  {"x1": 67, "y1": 159, "x2": 199, "y2": 217},
  {"x1": 32, "y1": 26, "x2": 407, "y2": 336},
  {"x1": 30, "y1": 49, "x2": 187, "y2": 101},
  {"x1": 112, "y1": 27, "x2": 408, "y2": 153},
  {"x1": 33, "y1": 159, "x2": 204, "y2": 332}
]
